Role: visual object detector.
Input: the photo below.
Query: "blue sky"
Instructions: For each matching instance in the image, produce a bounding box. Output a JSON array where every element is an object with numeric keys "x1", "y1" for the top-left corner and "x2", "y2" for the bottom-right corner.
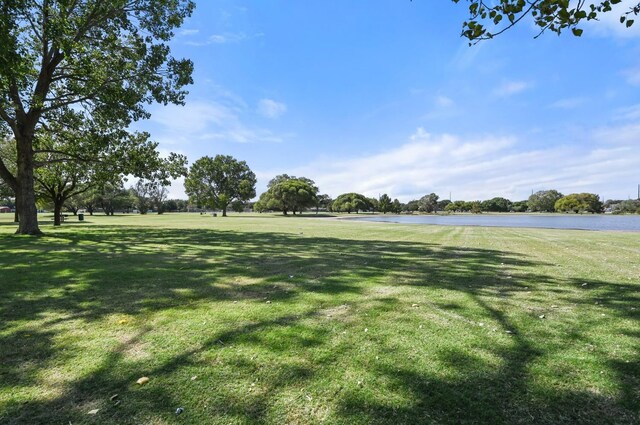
[{"x1": 136, "y1": 0, "x2": 640, "y2": 202}]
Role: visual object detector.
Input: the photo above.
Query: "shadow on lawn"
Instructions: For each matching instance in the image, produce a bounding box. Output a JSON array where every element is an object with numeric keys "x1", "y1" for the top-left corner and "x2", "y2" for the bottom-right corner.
[{"x1": 0, "y1": 226, "x2": 638, "y2": 424}]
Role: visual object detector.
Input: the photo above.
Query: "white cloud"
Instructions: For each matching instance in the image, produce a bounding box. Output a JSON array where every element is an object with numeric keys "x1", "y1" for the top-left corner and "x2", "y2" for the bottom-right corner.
[
  {"x1": 622, "y1": 66, "x2": 640, "y2": 86},
  {"x1": 549, "y1": 97, "x2": 587, "y2": 109},
  {"x1": 422, "y1": 95, "x2": 458, "y2": 121},
  {"x1": 592, "y1": 122, "x2": 640, "y2": 145},
  {"x1": 149, "y1": 100, "x2": 287, "y2": 147},
  {"x1": 257, "y1": 99, "x2": 287, "y2": 119},
  {"x1": 178, "y1": 29, "x2": 200, "y2": 37},
  {"x1": 614, "y1": 103, "x2": 640, "y2": 121},
  {"x1": 435, "y1": 95, "x2": 455, "y2": 108},
  {"x1": 209, "y1": 33, "x2": 246, "y2": 44},
  {"x1": 493, "y1": 80, "x2": 533, "y2": 97},
  {"x1": 257, "y1": 123, "x2": 640, "y2": 202},
  {"x1": 166, "y1": 176, "x2": 186, "y2": 199},
  {"x1": 185, "y1": 32, "x2": 263, "y2": 46}
]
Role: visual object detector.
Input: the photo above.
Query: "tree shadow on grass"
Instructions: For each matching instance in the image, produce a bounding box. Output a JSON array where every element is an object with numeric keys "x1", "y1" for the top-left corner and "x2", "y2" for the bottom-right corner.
[
  {"x1": 0, "y1": 226, "x2": 638, "y2": 424},
  {"x1": 336, "y1": 291, "x2": 639, "y2": 425}
]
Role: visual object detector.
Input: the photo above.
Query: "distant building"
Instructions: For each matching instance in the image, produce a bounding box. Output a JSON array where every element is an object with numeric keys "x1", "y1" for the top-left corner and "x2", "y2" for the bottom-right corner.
[{"x1": 0, "y1": 206, "x2": 11, "y2": 213}]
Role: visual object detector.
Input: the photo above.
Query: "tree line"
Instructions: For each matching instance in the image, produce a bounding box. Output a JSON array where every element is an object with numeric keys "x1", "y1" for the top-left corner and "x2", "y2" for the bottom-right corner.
[
  {"x1": 133, "y1": 158, "x2": 640, "y2": 216},
  {"x1": 3, "y1": 149, "x2": 639, "y2": 220},
  {"x1": 3, "y1": 148, "x2": 638, "y2": 223}
]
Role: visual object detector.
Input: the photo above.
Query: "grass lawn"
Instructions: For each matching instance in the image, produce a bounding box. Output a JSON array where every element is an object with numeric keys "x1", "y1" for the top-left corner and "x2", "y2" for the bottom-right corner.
[{"x1": 0, "y1": 213, "x2": 638, "y2": 424}]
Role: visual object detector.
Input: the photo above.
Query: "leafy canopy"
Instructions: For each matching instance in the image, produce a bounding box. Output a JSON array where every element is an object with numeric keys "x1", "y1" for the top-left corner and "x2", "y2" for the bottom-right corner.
[
  {"x1": 418, "y1": 193, "x2": 440, "y2": 213},
  {"x1": 452, "y1": 0, "x2": 639, "y2": 41},
  {"x1": 555, "y1": 193, "x2": 603, "y2": 213},
  {"x1": 184, "y1": 155, "x2": 257, "y2": 216},
  {"x1": 0, "y1": 0, "x2": 195, "y2": 128},
  {"x1": 378, "y1": 193, "x2": 392, "y2": 214},
  {"x1": 332, "y1": 193, "x2": 372, "y2": 214},
  {"x1": 528, "y1": 189, "x2": 564, "y2": 212},
  {"x1": 255, "y1": 176, "x2": 319, "y2": 215}
]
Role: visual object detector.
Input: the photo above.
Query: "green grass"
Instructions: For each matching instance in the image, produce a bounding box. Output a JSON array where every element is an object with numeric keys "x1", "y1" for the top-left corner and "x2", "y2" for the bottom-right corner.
[{"x1": 0, "y1": 213, "x2": 638, "y2": 424}]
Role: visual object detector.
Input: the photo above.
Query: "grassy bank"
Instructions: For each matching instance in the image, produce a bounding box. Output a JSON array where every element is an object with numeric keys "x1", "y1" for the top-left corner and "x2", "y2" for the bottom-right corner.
[{"x1": 0, "y1": 213, "x2": 638, "y2": 424}]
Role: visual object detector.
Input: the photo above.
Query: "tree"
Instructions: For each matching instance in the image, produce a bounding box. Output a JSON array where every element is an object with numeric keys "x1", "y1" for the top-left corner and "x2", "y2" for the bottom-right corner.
[
  {"x1": 132, "y1": 179, "x2": 173, "y2": 215},
  {"x1": 481, "y1": 197, "x2": 512, "y2": 212},
  {"x1": 528, "y1": 190, "x2": 563, "y2": 212},
  {"x1": 96, "y1": 183, "x2": 134, "y2": 216},
  {"x1": 132, "y1": 181, "x2": 153, "y2": 214},
  {"x1": 160, "y1": 198, "x2": 187, "y2": 213},
  {"x1": 63, "y1": 193, "x2": 84, "y2": 216},
  {"x1": 392, "y1": 198, "x2": 403, "y2": 214},
  {"x1": 255, "y1": 178, "x2": 319, "y2": 215},
  {"x1": 231, "y1": 200, "x2": 246, "y2": 213},
  {"x1": 0, "y1": 176, "x2": 14, "y2": 214},
  {"x1": 378, "y1": 194, "x2": 392, "y2": 214},
  {"x1": 175, "y1": 199, "x2": 189, "y2": 212},
  {"x1": 32, "y1": 117, "x2": 186, "y2": 225},
  {"x1": 0, "y1": 1, "x2": 194, "y2": 234},
  {"x1": 511, "y1": 200, "x2": 529, "y2": 212},
  {"x1": 267, "y1": 174, "x2": 318, "y2": 190},
  {"x1": 148, "y1": 181, "x2": 169, "y2": 214},
  {"x1": 315, "y1": 194, "x2": 333, "y2": 214},
  {"x1": 469, "y1": 201, "x2": 483, "y2": 214},
  {"x1": 555, "y1": 193, "x2": 603, "y2": 213},
  {"x1": 184, "y1": 155, "x2": 257, "y2": 217},
  {"x1": 367, "y1": 197, "x2": 379, "y2": 213},
  {"x1": 445, "y1": 200, "x2": 466, "y2": 212},
  {"x1": 81, "y1": 189, "x2": 100, "y2": 216},
  {"x1": 332, "y1": 193, "x2": 371, "y2": 214},
  {"x1": 267, "y1": 174, "x2": 293, "y2": 188},
  {"x1": 0, "y1": 137, "x2": 18, "y2": 222},
  {"x1": 438, "y1": 199, "x2": 452, "y2": 211},
  {"x1": 404, "y1": 199, "x2": 420, "y2": 213},
  {"x1": 162, "y1": 199, "x2": 179, "y2": 213},
  {"x1": 610, "y1": 199, "x2": 640, "y2": 214},
  {"x1": 34, "y1": 154, "x2": 99, "y2": 225},
  {"x1": 418, "y1": 193, "x2": 440, "y2": 213},
  {"x1": 454, "y1": 0, "x2": 640, "y2": 42},
  {"x1": 0, "y1": 169, "x2": 13, "y2": 201}
]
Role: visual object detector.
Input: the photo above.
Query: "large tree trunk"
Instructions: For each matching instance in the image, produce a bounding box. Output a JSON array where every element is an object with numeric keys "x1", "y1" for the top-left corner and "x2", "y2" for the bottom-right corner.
[
  {"x1": 222, "y1": 207, "x2": 227, "y2": 217},
  {"x1": 15, "y1": 137, "x2": 42, "y2": 235},
  {"x1": 53, "y1": 198, "x2": 63, "y2": 226}
]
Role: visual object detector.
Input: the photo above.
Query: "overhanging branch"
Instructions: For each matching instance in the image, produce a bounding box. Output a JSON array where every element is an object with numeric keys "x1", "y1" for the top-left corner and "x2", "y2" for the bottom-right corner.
[{"x1": 0, "y1": 157, "x2": 18, "y2": 191}]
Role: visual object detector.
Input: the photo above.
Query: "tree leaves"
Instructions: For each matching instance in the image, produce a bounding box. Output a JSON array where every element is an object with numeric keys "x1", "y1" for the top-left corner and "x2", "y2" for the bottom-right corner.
[
  {"x1": 184, "y1": 155, "x2": 257, "y2": 215},
  {"x1": 454, "y1": 0, "x2": 640, "y2": 41},
  {"x1": 332, "y1": 193, "x2": 371, "y2": 214},
  {"x1": 1, "y1": 1, "x2": 195, "y2": 233},
  {"x1": 255, "y1": 177, "x2": 319, "y2": 215}
]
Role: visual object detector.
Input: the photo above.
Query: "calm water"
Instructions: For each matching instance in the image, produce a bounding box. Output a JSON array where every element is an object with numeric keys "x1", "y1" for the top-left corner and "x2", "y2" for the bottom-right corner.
[{"x1": 349, "y1": 214, "x2": 640, "y2": 231}]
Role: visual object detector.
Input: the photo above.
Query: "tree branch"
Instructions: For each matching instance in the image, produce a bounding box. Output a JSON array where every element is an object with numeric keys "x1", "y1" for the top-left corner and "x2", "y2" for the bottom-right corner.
[
  {"x1": 478, "y1": 1, "x2": 540, "y2": 41},
  {"x1": 0, "y1": 156, "x2": 18, "y2": 191},
  {"x1": 0, "y1": 107, "x2": 16, "y2": 132},
  {"x1": 33, "y1": 154, "x2": 96, "y2": 168},
  {"x1": 8, "y1": 82, "x2": 26, "y2": 122}
]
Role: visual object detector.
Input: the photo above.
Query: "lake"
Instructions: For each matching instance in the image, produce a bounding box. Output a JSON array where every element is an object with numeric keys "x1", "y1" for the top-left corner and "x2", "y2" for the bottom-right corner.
[{"x1": 348, "y1": 214, "x2": 640, "y2": 231}]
